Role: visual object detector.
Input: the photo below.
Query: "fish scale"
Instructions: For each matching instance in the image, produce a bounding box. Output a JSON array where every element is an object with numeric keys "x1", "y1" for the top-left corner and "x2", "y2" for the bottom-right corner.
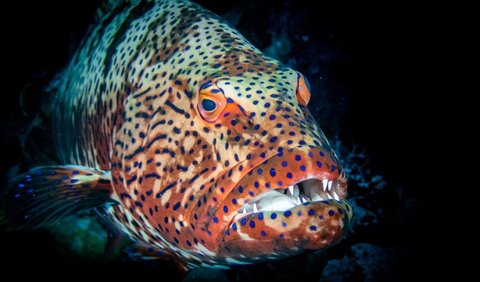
[{"x1": 2, "y1": 0, "x2": 352, "y2": 269}]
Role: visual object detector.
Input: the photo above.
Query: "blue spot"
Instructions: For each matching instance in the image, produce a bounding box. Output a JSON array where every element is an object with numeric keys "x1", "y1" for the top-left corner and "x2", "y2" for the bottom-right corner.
[
  {"x1": 225, "y1": 229, "x2": 230, "y2": 236},
  {"x1": 249, "y1": 191, "x2": 254, "y2": 196},
  {"x1": 282, "y1": 221, "x2": 287, "y2": 227},
  {"x1": 279, "y1": 234, "x2": 284, "y2": 238},
  {"x1": 338, "y1": 208, "x2": 344, "y2": 215},
  {"x1": 308, "y1": 209, "x2": 315, "y2": 216},
  {"x1": 232, "y1": 199, "x2": 237, "y2": 204},
  {"x1": 254, "y1": 182, "x2": 259, "y2": 188},
  {"x1": 320, "y1": 151, "x2": 325, "y2": 157},
  {"x1": 316, "y1": 161, "x2": 323, "y2": 168},
  {"x1": 173, "y1": 202, "x2": 181, "y2": 210},
  {"x1": 300, "y1": 165, "x2": 306, "y2": 171},
  {"x1": 295, "y1": 155, "x2": 301, "y2": 161},
  {"x1": 286, "y1": 172, "x2": 293, "y2": 178},
  {"x1": 269, "y1": 136, "x2": 277, "y2": 143},
  {"x1": 309, "y1": 152, "x2": 314, "y2": 157},
  {"x1": 270, "y1": 168, "x2": 276, "y2": 177},
  {"x1": 260, "y1": 152, "x2": 266, "y2": 158},
  {"x1": 269, "y1": 115, "x2": 276, "y2": 120},
  {"x1": 70, "y1": 179, "x2": 78, "y2": 184},
  {"x1": 223, "y1": 206, "x2": 228, "y2": 213},
  {"x1": 277, "y1": 181, "x2": 283, "y2": 186},
  {"x1": 330, "y1": 165, "x2": 337, "y2": 172},
  {"x1": 261, "y1": 231, "x2": 267, "y2": 236},
  {"x1": 284, "y1": 210, "x2": 292, "y2": 217},
  {"x1": 249, "y1": 220, "x2": 256, "y2": 228},
  {"x1": 310, "y1": 225, "x2": 317, "y2": 231},
  {"x1": 297, "y1": 211, "x2": 302, "y2": 216},
  {"x1": 27, "y1": 189, "x2": 34, "y2": 194},
  {"x1": 328, "y1": 210, "x2": 335, "y2": 216},
  {"x1": 231, "y1": 120, "x2": 236, "y2": 126},
  {"x1": 213, "y1": 217, "x2": 219, "y2": 223},
  {"x1": 13, "y1": 193, "x2": 20, "y2": 199},
  {"x1": 238, "y1": 186, "x2": 243, "y2": 193},
  {"x1": 72, "y1": 171, "x2": 79, "y2": 175},
  {"x1": 232, "y1": 223, "x2": 237, "y2": 231},
  {"x1": 258, "y1": 213, "x2": 264, "y2": 220},
  {"x1": 282, "y1": 161, "x2": 288, "y2": 167},
  {"x1": 226, "y1": 98, "x2": 234, "y2": 103},
  {"x1": 271, "y1": 213, "x2": 277, "y2": 219},
  {"x1": 18, "y1": 183, "x2": 25, "y2": 189},
  {"x1": 241, "y1": 218, "x2": 247, "y2": 225}
]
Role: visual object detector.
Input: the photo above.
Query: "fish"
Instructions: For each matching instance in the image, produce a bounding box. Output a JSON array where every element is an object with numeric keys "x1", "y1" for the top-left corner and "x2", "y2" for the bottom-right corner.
[{"x1": 1, "y1": 0, "x2": 352, "y2": 269}]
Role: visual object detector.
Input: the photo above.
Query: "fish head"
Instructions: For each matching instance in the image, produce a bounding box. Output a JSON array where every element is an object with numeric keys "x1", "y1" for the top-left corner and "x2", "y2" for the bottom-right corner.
[{"x1": 186, "y1": 68, "x2": 352, "y2": 264}]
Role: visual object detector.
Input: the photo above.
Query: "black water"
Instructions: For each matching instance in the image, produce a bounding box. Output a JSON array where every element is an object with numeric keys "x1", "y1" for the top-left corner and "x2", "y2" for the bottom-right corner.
[{"x1": 1, "y1": 1, "x2": 425, "y2": 281}]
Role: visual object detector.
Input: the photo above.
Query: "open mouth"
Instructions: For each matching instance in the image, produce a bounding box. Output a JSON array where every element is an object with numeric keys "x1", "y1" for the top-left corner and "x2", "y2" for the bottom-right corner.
[{"x1": 232, "y1": 177, "x2": 346, "y2": 223}]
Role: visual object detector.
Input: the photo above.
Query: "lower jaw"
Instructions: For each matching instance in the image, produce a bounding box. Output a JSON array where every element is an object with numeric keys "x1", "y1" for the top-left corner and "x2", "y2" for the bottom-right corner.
[{"x1": 217, "y1": 199, "x2": 352, "y2": 260}]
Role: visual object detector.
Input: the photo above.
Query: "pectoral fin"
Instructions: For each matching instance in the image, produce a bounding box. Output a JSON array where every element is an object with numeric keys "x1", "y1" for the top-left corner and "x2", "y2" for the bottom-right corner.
[{"x1": 1, "y1": 165, "x2": 116, "y2": 229}]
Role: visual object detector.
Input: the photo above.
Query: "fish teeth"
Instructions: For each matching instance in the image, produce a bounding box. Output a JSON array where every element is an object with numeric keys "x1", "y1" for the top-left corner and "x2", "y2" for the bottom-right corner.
[
  {"x1": 296, "y1": 197, "x2": 301, "y2": 205},
  {"x1": 242, "y1": 207, "x2": 247, "y2": 214},
  {"x1": 293, "y1": 185, "x2": 300, "y2": 197},
  {"x1": 327, "y1": 193, "x2": 333, "y2": 200},
  {"x1": 327, "y1": 180, "x2": 333, "y2": 191},
  {"x1": 288, "y1": 185, "x2": 294, "y2": 195},
  {"x1": 311, "y1": 191, "x2": 324, "y2": 201},
  {"x1": 332, "y1": 191, "x2": 340, "y2": 201},
  {"x1": 301, "y1": 196, "x2": 308, "y2": 203},
  {"x1": 322, "y1": 179, "x2": 328, "y2": 191},
  {"x1": 253, "y1": 203, "x2": 259, "y2": 213}
]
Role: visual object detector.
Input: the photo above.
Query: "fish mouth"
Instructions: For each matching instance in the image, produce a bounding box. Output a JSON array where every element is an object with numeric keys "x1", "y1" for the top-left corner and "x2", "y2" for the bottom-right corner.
[
  {"x1": 231, "y1": 177, "x2": 346, "y2": 224},
  {"x1": 211, "y1": 146, "x2": 352, "y2": 261}
]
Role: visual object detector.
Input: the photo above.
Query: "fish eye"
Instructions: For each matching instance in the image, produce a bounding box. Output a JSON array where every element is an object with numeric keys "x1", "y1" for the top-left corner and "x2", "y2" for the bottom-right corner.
[
  {"x1": 296, "y1": 74, "x2": 311, "y2": 106},
  {"x1": 197, "y1": 81, "x2": 227, "y2": 122},
  {"x1": 304, "y1": 76, "x2": 311, "y2": 92},
  {"x1": 201, "y1": 98, "x2": 217, "y2": 112}
]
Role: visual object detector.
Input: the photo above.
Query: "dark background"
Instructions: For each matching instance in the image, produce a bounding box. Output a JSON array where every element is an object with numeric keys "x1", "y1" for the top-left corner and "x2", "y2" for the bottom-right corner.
[{"x1": 1, "y1": 0, "x2": 426, "y2": 280}]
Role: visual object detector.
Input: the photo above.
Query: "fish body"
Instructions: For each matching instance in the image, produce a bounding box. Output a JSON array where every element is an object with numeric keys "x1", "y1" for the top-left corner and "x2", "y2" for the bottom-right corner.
[{"x1": 3, "y1": 0, "x2": 352, "y2": 269}]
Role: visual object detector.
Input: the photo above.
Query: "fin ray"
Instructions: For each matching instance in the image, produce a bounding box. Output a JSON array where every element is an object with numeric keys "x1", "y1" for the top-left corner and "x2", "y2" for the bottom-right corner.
[{"x1": 1, "y1": 165, "x2": 116, "y2": 229}]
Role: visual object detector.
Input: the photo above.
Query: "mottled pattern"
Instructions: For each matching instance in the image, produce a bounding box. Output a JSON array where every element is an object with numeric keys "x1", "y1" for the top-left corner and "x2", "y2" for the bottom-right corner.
[{"x1": 9, "y1": 0, "x2": 352, "y2": 268}]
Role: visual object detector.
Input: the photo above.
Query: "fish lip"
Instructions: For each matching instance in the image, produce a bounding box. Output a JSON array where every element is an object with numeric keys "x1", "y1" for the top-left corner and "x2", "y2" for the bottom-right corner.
[{"x1": 212, "y1": 146, "x2": 348, "y2": 228}]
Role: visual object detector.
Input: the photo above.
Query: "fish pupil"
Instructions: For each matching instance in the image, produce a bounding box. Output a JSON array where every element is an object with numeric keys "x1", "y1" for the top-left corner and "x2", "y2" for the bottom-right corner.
[{"x1": 202, "y1": 98, "x2": 216, "y2": 111}]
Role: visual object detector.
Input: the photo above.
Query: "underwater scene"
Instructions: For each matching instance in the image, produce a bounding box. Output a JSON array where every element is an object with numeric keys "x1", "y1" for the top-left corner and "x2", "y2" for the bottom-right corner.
[{"x1": 1, "y1": 0, "x2": 421, "y2": 281}]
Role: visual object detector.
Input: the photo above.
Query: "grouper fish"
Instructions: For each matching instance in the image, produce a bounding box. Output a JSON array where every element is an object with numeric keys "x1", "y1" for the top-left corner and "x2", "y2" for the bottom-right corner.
[{"x1": 2, "y1": 0, "x2": 352, "y2": 269}]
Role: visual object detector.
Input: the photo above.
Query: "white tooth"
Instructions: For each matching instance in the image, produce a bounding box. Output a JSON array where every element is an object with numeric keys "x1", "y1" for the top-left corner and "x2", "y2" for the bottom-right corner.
[
  {"x1": 302, "y1": 196, "x2": 309, "y2": 203},
  {"x1": 327, "y1": 180, "x2": 333, "y2": 191},
  {"x1": 332, "y1": 191, "x2": 340, "y2": 201},
  {"x1": 310, "y1": 191, "x2": 321, "y2": 201},
  {"x1": 322, "y1": 179, "x2": 328, "y2": 191},
  {"x1": 288, "y1": 185, "x2": 294, "y2": 195},
  {"x1": 327, "y1": 193, "x2": 333, "y2": 200},
  {"x1": 293, "y1": 185, "x2": 300, "y2": 197},
  {"x1": 253, "y1": 203, "x2": 259, "y2": 213},
  {"x1": 242, "y1": 207, "x2": 247, "y2": 214}
]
